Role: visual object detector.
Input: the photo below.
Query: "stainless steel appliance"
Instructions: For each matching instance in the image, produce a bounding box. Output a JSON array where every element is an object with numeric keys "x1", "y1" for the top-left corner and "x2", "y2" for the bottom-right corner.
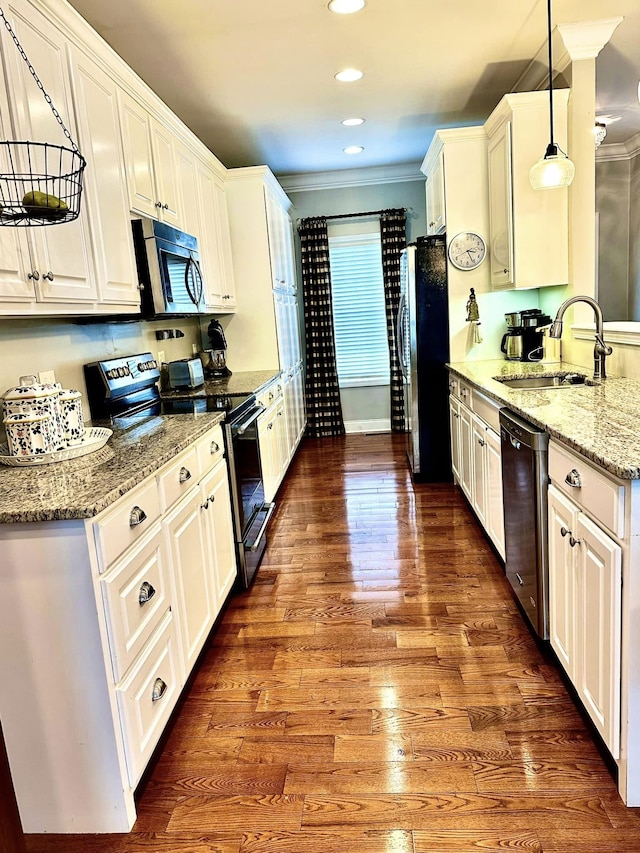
[
  {"x1": 398, "y1": 235, "x2": 451, "y2": 482},
  {"x1": 83, "y1": 352, "x2": 273, "y2": 589},
  {"x1": 132, "y1": 217, "x2": 205, "y2": 317},
  {"x1": 501, "y1": 309, "x2": 551, "y2": 362},
  {"x1": 167, "y1": 357, "x2": 205, "y2": 389},
  {"x1": 500, "y1": 329, "x2": 524, "y2": 360},
  {"x1": 499, "y1": 408, "x2": 550, "y2": 639}
]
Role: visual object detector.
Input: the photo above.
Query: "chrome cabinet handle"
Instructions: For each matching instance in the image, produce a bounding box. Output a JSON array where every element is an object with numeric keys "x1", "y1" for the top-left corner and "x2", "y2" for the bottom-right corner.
[
  {"x1": 179, "y1": 466, "x2": 192, "y2": 483},
  {"x1": 28, "y1": 270, "x2": 40, "y2": 280},
  {"x1": 269, "y1": 392, "x2": 274, "y2": 401},
  {"x1": 453, "y1": 412, "x2": 460, "y2": 420},
  {"x1": 155, "y1": 201, "x2": 162, "y2": 208},
  {"x1": 151, "y1": 677, "x2": 167, "y2": 702},
  {"x1": 210, "y1": 440, "x2": 220, "y2": 454},
  {"x1": 560, "y1": 526, "x2": 569, "y2": 538},
  {"x1": 268, "y1": 422, "x2": 274, "y2": 430},
  {"x1": 477, "y1": 437, "x2": 485, "y2": 447},
  {"x1": 569, "y1": 535, "x2": 581, "y2": 548},
  {"x1": 460, "y1": 389, "x2": 468, "y2": 397},
  {"x1": 138, "y1": 581, "x2": 156, "y2": 605},
  {"x1": 565, "y1": 469, "x2": 582, "y2": 488},
  {"x1": 129, "y1": 506, "x2": 147, "y2": 527},
  {"x1": 42, "y1": 271, "x2": 54, "y2": 281},
  {"x1": 163, "y1": 203, "x2": 169, "y2": 210},
  {"x1": 201, "y1": 499, "x2": 209, "y2": 510},
  {"x1": 208, "y1": 493, "x2": 215, "y2": 503}
]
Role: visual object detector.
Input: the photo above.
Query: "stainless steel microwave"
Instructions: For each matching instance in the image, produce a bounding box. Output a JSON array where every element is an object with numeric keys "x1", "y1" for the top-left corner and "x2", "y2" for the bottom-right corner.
[{"x1": 132, "y1": 217, "x2": 206, "y2": 317}]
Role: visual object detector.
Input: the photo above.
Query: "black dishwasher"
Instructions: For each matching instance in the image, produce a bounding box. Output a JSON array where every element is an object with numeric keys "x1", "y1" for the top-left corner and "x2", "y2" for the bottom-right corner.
[{"x1": 499, "y1": 408, "x2": 550, "y2": 639}]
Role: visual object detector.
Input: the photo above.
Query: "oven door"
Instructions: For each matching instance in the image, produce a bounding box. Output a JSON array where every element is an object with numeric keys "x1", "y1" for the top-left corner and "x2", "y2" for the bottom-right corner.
[{"x1": 227, "y1": 403, "x2": 274, "y2": 588}]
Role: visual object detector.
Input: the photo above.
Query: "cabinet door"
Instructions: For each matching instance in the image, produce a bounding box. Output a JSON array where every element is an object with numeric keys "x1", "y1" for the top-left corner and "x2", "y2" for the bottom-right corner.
[
  {"x1": 548, "y1": 484, "x2": 577, "y2": 678},
  {"x1": 484, "y1": 425, "x2": 505, "y2": 560},
  {"x1": 471, "y1": 417, "x2": 487, "y2": 528},
  {"x1": 150, "y1": 118, "x2": 181, "y2": 227},
  {"x1": 487, "y1": 120, "x2": 514, "y2": 288},
  {"x1": 175, "y1": 143, "x2": 200, "y2": 240},
  {"x1": 458, "y1": 402, "x2": 473, "y2": 502},
  {"x1": 575, "y1": 511, "x2": 622, "y2": 758},
  {"x1": 195, "y1": 160, "x2": 224, "y2": 310},
  {"x1": 265, "y1": 185, "x2": 285, "y2": 289},
  {"x1": 448, "y1": 399, "x2": 461, "y2": 484},
  {"x1": 293, "y1": 363, "x2": 306, "y2": 445},
  {"x1": 118, "y1": 91, "x2": 156, "y2": 218},
  {"x1": 163, "y1": 488, "x2": 212, "y2": 675},
  {"x1": 213, "y1": 173, "x2": 236, "y2": 307},
  {"x1": 200, "y1": 460, "x2": 238, "y2": 608},
  {"x1": 69, "y1": 48, "x2": 140, "y2": 306},
  {"x1": 425, "y1": 151, "x2": 445, "y2": 235},
  {"x1": 2, "y1": 0, "x2": 96, "y2": 303}
]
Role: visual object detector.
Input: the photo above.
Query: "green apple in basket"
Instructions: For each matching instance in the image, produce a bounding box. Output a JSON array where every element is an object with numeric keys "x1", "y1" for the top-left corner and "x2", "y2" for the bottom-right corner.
[{"x1": 22, "y1": 190, "x2": 68, "y2": 219}]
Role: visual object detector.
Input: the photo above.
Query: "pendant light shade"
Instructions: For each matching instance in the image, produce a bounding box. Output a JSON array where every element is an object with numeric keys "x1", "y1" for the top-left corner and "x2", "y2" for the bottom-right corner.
[
  {"x1": 529, "y1": 143, "x2": 576, "y2": 189},
  {"x1": 530, "y1": 0, "x2": 575, "y2": 190}
]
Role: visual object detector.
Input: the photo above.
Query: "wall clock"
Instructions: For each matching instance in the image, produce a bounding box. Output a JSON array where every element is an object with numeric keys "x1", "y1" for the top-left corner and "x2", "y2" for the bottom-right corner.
[{"x1": 448, "y1": 231, "x2": 487, "y2": 270}]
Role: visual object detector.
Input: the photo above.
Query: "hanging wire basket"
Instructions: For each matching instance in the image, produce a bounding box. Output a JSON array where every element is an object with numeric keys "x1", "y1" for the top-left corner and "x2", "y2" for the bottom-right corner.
[{"x1": 0, "y1": 7, "x2": 86, "y2": 227}]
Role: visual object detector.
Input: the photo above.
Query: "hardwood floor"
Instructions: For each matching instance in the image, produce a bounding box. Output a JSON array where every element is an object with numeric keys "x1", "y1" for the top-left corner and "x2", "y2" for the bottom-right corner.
[{"x1": 25, "y1": 433, "x2": 640, "y2": 852}]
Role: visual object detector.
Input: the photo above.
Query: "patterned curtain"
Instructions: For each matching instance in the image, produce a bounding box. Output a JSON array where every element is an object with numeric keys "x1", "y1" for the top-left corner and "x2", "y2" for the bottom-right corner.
[
  {"x1": 380, "y1": 209, "x2": 407, "y2": 432},
  {"x1": 299, "y1": 216, "x2": 345, "y2": 438}
]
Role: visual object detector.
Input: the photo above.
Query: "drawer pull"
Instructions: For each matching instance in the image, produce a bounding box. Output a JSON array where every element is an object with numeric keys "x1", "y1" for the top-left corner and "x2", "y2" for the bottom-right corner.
[
  {"x1": 208, "y1": 493, "x2": 216, "y2": 503},
  {"x1": 201, "y1": 499, "x2": 209, "y2": 511},
  {"x1": 565, "y1": 469, "x2": 582, "y2": 488},
  {"x1": 569, "y1": 535, "x2": 581, "y2": 548},
  {"x1": 460, "y1": 388, "x2": 468, "y2": 397},
  {"x1": 138, "y1": 581, "x2": 156, "y2": 605},
  {"x1": 179, "y1": 467, "x2": 192, "y2": 483},
  {"x1": 269, "y1": 392, "x2": 274, "y2": 401},
  {"x1": 151, "y1": 677, "x2": 167, "y2": 702},
  {"x1": 560, "y1": 526, "x2": 569, "y2": 538},
  {"x1": 129, "y1": 506, "x2": 147, "y2": 527},
  {"x1": 210, "y1": 440, "x2": 220, "y2": 454}
]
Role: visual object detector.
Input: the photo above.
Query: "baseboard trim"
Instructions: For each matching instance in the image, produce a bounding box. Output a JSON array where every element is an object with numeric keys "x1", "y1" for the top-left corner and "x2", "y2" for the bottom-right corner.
[{"x1": 344, "y1": 419, "x2": 390, "y2": 434}]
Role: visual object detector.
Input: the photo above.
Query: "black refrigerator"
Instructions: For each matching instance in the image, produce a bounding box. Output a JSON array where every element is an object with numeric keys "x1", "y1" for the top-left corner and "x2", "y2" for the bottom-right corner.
[{"x1": 398, "y1": 234, "x2": 451, "y2": 482}]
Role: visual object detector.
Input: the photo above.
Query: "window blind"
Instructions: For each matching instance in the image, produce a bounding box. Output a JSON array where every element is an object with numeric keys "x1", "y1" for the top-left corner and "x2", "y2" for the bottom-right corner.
[{"x1": 329, "y1": 233, "x2": 390, "y2": 387}]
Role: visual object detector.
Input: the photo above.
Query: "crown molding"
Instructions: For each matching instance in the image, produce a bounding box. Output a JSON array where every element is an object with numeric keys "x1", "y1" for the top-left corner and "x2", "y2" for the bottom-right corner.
[
  {"x1": 558, "y1": 18, "x2": 623, "y2": 61},
  {"x1": 278, "y1": 162, "x2": 424, "y2": 193},
  {"x1": 596, "y1": 131, "x2": 640, "y2": 162}
]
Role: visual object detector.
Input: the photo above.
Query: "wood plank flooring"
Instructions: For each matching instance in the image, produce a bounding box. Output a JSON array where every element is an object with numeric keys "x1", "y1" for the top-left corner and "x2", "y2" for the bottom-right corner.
[{"x1": 25, "y1": 433, "x2": 640, "y2": 852}]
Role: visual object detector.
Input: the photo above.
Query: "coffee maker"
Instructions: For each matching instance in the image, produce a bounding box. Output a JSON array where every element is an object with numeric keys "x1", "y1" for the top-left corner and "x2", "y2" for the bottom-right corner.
[
  {"x1": 501, "y1": 310, "x2": 551, "y2": 362},
  {"x1": 199, "y1": 319, "x2": 232, "y2": 379}
]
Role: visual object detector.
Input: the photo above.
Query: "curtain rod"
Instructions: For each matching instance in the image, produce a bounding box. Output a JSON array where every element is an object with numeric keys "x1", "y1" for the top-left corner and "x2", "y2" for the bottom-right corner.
[{"x1": 323, "y1": 207, "x2": 407, "y2": 221}]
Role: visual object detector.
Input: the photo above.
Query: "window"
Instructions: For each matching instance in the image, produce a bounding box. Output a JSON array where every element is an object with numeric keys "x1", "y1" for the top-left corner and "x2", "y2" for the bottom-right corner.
[{"x1": 329, "y1": 232, "x2": 390, "y2": 387}]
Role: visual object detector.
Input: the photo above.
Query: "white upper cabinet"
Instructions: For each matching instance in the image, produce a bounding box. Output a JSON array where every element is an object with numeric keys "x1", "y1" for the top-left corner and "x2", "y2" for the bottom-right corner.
[
  {"x1": 118, "y1": 91, "x2": 182, "y2": 228},
  {"x1": 484, "y1": 91, "x2": 569, "y2": 290},
  {"x1": 68, "y1": 46, "x2": 140, "y2": 306},
  {"x1": 0, "y1": 0, "x2": 97, "y2": 305},
  {"x1": 195, "y1": 161, "x2": 236, "y2": 311},
  {"x1": 424, "y1": 148, "x2": 446, "y2": 235}
]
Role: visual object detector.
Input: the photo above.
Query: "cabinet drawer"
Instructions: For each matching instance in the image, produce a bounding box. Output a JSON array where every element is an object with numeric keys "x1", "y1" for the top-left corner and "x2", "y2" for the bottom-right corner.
[
  {"x1": 157, "y1": 446, "x2": 199, "y2": 512},
  {"x1": 454, "y1": 379, "x2": 472, "y2": 406},
  {"x1": 100, "y1": 524, "x2": 170, "y2": 682},
  {"x1": 115, "y1": 611, "x2": 181, "y2": 786},
  {"x1": 93, "y1": 478, "x2": 161, "y2": 572},
  {"x1": 256, "y1": 378, "x2": 281, "y2": 409},
  {"x1": 472, "y1": 387, "x2": 501, "y2": 432},
  {"x1": 195, "y1": 424, "x2": 225, "y2": 477},
  {"x1": 549, "y1": 441, "x2": 625, "y2": 539}
]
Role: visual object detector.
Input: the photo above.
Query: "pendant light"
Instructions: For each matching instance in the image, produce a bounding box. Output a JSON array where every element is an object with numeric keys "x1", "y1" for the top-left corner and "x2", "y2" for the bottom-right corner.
[{"x1": 529, "y1": 0, "x2": 575, "y2": 190}]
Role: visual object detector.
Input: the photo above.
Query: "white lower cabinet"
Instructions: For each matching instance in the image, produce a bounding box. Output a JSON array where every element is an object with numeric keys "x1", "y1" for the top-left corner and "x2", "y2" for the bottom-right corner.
[
  {"x1": 0, "y1": 422, "x2": 238, "y2": 833},
  {"x1": 548, "y1": 481, "x2": 622, "y2": 758},
  {"x1": 448, "y1": 381, "x2": 504, "y2": 560}
]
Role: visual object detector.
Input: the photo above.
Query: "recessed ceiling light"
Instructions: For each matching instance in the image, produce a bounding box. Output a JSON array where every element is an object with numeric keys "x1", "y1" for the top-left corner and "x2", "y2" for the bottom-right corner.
[
  {"x1": 328, "y1": 0, "x2": 365, "y2": 13},
  {"x1": 344, "y1": 146, "x2": 364, "y2": 155},
  {"x1": 341, "y1": 117, "x2": 365, "y2": 126},
  {"x1": 335, "y1": 68, "x2": 364, "y2": 83}
]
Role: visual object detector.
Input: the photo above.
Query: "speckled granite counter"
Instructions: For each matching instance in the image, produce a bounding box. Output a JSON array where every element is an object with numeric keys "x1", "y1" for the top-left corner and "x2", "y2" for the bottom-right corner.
[
  {"x1": 160, "y1": 369, "x2": 280, "y2": 401},
  {"x1": 448, "y1": 359, "x2": 640, "y2": 480},
  {"x1": 0, "y1": 412, "x2": 224, "y2": 524}
]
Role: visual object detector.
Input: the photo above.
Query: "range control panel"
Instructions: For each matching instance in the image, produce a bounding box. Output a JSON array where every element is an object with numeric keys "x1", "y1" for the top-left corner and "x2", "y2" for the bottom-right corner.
[
  {"x1": 84, "y1": 352, "x2": 162, "y2": 419},
  {"x1": 96, "y1": 353, "x2": 161, "y2": 390}
]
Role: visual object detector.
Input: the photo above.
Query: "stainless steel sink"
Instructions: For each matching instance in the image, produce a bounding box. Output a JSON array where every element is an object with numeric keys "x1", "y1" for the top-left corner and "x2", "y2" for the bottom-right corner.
[{"x1": 496, "y1": 373, "x2": 587, "y2": 390}]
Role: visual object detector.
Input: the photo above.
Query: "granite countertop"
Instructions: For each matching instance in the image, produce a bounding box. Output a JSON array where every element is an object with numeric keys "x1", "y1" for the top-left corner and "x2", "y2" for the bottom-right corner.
[
  {"x1": 0, "y1": 411, "x2": 225, "y2": 524},
  {"x1": 160, "y1": 369, "x2": 280, "y2": 401},
  {"x1": 448, "y1": 359, "x2": 640, "y2": 480}
]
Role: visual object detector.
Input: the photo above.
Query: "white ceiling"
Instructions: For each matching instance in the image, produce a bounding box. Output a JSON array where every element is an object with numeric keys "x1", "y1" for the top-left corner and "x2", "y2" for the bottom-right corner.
[{"x1": 65, "y1": 0, "x2": 640, "y2": 176}]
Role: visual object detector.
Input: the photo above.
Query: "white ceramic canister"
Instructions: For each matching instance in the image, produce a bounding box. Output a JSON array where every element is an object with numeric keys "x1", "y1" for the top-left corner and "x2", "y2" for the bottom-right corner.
[
  {"x1": 58, "y1": 389, "x2": 85, "y2": 446},
  {"x1": 3, "y1": 412, "x2": 59, "y2": 456},
  {"x1": 1, "y1": 375, "x2": 65, "y2": 449}
]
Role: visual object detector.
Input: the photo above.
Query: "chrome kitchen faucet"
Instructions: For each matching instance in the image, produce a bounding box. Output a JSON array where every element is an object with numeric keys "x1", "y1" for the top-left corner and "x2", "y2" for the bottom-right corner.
[{"x1": 549, "y1": 295, "x2": 613, "y2": 381}]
